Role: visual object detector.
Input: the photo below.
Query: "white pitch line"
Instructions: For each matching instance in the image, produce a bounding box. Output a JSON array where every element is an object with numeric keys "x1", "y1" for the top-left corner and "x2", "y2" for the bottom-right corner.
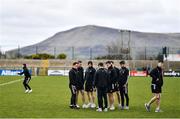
[
  {"x1": 0, "y1": 78, "x2": 23, "y2": 86},
  {"x1": 0, "y1": 76, "x2": 36, "y2": 87}
]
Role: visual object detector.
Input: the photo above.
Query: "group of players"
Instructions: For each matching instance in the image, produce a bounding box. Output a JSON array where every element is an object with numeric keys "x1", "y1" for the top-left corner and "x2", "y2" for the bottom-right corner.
[
  {"x1": 69, "y1": 60, "x2": 130, "y2": 112},
  {"x1": 18, "y1": 60, "x2": 164, "y2": 113}
]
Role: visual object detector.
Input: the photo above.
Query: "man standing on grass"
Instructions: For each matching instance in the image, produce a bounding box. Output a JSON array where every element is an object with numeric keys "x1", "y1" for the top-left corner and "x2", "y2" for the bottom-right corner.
[
  {"x1": 118, "y1": 61, "x2": 129, "y2": 110},
  {"x1": 106, "y1": 61, "x2": 117, "y2": 111},
  {"x1": 69, "y1": 62, "x2": 79, "y2": 109},
  {"x1": 76, "y1": 61, "x2": 86, "y2": 108},
  {"x1": 95, "y1": 62, "x2": 109, "y2": 112},
  {"x1": 111, "y1": 61, "x2": 121, "y2": 109},
  {"x1": 145, "y1": 61, "x2": 164, "y2": 112},
  {"x1": 84, "y1": 61, "x2": 96, "y2": 108},
  {"x1": 18, "y1": 64, "x2": 32, "y2": 93}
]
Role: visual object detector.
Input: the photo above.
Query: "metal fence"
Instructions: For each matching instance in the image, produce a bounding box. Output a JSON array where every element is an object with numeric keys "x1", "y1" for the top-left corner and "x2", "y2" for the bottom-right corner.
[{"x1": 1, "y1": 45, "x2": 180, "y2": 60}]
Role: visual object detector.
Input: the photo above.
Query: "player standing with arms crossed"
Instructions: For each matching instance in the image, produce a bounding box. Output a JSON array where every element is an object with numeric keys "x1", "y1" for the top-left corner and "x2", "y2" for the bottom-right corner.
[
  {"x1": 84, "y1": 61, "x2": 96, "y2": 108},
  {"x1": 106, "y1": 61, "x2": 117, "y2": 110},
  {"x1": 69, "y1": 62, "x2": 79, "y2": 109},
  {"x1": 118, "y1": 61, "x2": 129, "y2": 110},
  {"x1": 111, "y1": 61, "x2": 121, "y2": 109},
  {"x1": 76, "y1": 61, "x2": 86, "y2": 108}
]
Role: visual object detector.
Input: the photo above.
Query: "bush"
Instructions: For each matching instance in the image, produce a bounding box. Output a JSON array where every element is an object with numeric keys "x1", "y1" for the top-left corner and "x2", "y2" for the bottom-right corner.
[
  {"x1": 38, "y1": 53, "x2": 55, "y2": 59},
  {"x1": 24, "y1": 53, "x2": 55, "y2": 59},
  {"x1": 32, "y1": 54, "x2": 41, "y2": 59},
  {"x1": 57, "y1": 53, "x2": 67, "y2": 59}
]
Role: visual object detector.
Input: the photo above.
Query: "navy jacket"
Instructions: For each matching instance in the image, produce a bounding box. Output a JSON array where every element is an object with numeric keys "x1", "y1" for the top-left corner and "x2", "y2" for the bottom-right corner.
[
  {"x1": 118, "y1": 67, "x2": 129, "y2": 86},
  {"x1": 150, "y1": 66, "x2": 163, "y2": 86},
  {"x1": 18, "y1": 67, "x2": 31, "y2": 79},
  {"x1": 94, "y1": 68, "x2": 109, "y2": 88},
  {"x1": 85, "y1": 66, "x2": 96, "y2": 86}
]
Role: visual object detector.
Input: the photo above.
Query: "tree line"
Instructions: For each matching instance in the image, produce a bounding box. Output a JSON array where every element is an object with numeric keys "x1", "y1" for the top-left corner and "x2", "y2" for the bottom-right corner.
[{"x1": 24, "y1": 53, "x2": 67, "y2": 59}]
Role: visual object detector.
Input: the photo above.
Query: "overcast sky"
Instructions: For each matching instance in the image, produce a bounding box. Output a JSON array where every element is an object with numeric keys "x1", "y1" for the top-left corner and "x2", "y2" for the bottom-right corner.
[{"x1": 0, "y1": 0, "x2": 180, "y2": 51}]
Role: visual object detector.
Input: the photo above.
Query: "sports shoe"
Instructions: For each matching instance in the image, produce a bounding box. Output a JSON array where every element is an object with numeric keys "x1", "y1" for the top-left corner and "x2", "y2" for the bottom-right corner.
[
  {"x1": 104, "y1": 108, "x2": 108, "y2": 112},
  {"x1": 110, "y1": 105, "x2": 115, "y2": 110},
  {"x1": 28, "y1": 89, "x2": 32, "y2": 93},
  {"x1": 74, "y1": 105, "x2": 80, "y2": 109},
  {"x1": 155, "y1": 109, "x2": 163, "y2": 112},
  {"x1": 25, "y1": 90, "x2": 29, "y2": 93},
  {"x1": 145, "y1": 103, "x2": 150, "y2": 112},
  {"x1": 91, "y1": 103, "x2": 96, "y2": 108},
  {"x1": 69, "y1": 105, "x2": 74, "y2": 109},
  {"x1": 86, "y1": 103, "x2": 91, "y2": 108},
  {"x1": 96, "y1": 108, "x2": 102, "y2": 112},
  {"x1": 124, "y1": 106, "x2": 129, "y2": 110},
  {"x1": 118, "y1": 104, "x2": 122, "y2": 109},
  {"x1": 82, "y1": 104, "x2": 87, "y2": 108},
  {"x1": 76, "y1": 104, "x2": 80, "y2": 108},
  {"x1": 121, "y1": 106, "x2": 124, "y2": 110}
]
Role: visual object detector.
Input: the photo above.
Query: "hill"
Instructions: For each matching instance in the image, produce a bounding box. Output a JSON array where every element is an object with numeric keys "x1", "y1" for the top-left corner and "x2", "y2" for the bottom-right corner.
[{"x1": 6, "y1": 25, "x2": 180, "y2": 59}]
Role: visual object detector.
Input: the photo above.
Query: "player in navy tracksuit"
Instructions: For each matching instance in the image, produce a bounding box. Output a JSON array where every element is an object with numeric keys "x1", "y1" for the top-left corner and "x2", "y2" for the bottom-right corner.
[
  {"x1": 84, "y1": 61, "x2": 96, "y2": 108},
  {"x1": 118, "y1": 61, "x2": 129, "y2": 110},
  {"x1": 106, "y1": 61, "x2": 117, "y2": 110},
  {"x1": 145, "y1": 61, "x2": 164, "y2": 112},
  {"x1": 69, "y1": 62, "x2": 79, "y2": 109},
  {"x1": 18, "y1": 64, "x2": 32, "y2": 93},
  {"x1": 76, "y1": 61, "x2": 86, "y2": 108},
  {"x1": 111, "y1": 61, "x2": 121, "y2": 108},
  {"x1": 95, "y1": 62, "x2": 109, "y2": 112}
]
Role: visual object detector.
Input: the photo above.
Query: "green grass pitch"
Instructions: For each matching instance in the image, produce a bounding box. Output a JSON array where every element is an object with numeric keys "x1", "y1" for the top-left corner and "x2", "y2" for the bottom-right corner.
[{"x1": 0, "y1": 76, "x2": 179, "y2": 118}]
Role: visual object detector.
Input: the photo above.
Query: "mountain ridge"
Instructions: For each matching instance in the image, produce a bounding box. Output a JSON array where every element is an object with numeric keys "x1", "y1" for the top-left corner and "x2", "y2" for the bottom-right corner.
[{"x1": 6, "y1": 25, "x2": 180, "y2": 59}]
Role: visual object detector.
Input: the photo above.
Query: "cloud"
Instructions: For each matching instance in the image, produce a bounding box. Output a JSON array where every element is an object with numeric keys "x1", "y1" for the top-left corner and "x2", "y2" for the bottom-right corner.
[{"x1": 0, "y1": 0, "x2": 180, "y2": 51}]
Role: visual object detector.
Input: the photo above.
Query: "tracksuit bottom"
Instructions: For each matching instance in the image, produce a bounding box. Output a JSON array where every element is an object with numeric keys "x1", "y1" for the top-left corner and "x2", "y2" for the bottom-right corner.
[
  {"x1": 119, "y1": 84, "x2": 129, "y2": 107},
  {"x1": 97, "y1": 87, "x2": 108, "y2": 109},
  {"x1": 69, "y1": 85, "x2": 77, "y2": 106},
  {"x1": 23, "y1": 77, "x2": 31, "y2": 90}
]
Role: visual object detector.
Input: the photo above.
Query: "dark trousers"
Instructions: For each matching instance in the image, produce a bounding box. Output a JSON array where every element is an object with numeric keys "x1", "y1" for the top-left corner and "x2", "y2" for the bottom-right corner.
[
  {"x1": 97, "y1": 87, "x2": 108, "y2": 109},
  {"x1": 119, "y1": 84, "x2": 129, "y2": 107},
  {"x1": 23, "y1": 77, "x2": 31, "y2": 90},
  {"x1": 69, "y1": 85, "x2": 77, "y2": 106}
]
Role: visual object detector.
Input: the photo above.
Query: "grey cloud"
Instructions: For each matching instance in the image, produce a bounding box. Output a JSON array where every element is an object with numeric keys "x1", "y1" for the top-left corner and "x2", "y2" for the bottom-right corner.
[{"x1": 0, "y1": 0, "x2": 180, "y2": 51}]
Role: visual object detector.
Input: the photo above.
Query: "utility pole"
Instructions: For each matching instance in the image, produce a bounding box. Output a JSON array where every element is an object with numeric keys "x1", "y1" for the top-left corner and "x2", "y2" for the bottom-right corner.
[
  {"x1": 108, "y1": 47, "x2": 110, "y2": 59},
  {"x1": 90, "y1": 48, "x2": 92, "y2": 60},
  {"x1": 121, "y1": 30, "x2": 124, "y2": 59},
  {"x1": 128, "y1": 30, "x2": 131, "y2": 60},
  {"x1": 72, "y1": 47, "x2": 74, "y2": 60},
  {"x1": 145, "y1": 46, "x2": 147, "y2": 60},
  {"x1": 0, "y1": 46, "x2": 1, "y2": 59},
  {"x1": 54, "y1": 47, "x2": 56, "y2": 59},
  {"x1": 121, "y1": 30, "x2": 124, "y2": 50},
  {"x1": 18, "y1": 45, "x2": 20, "y2": 59},
  {"x1": 36, "y1": 45, "x2": 38, "y2": 55}
]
